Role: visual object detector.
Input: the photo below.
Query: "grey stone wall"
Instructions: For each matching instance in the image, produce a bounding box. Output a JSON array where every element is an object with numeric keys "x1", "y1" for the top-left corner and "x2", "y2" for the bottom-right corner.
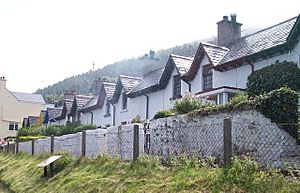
[
  {"x1": 16, "y1": 124, "x2": 144, "y2": 160},
  {"x1": 149, "y1": 110, "x2": 300, "y2": 168},
  {"x1": 18, "y1": 141, "x2": 32, "y2": 154},
  {"x1": 86, "y1": 129, "x2": 107, "y2": 158},
  {"x1": 54, "y1": 133, "x2": 82, "y2": 156},
  {"x1": 34, "y1": 138, "x2": 51, "y2": 154}
]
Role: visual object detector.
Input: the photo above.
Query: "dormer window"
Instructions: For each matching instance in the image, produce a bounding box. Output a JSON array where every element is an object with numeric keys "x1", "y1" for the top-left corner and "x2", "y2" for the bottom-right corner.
[
  {"x1": 203, "y1": 66, "x2": 213, "y2": 90},
  {"x1": 122, "y1": 93, "x2": 127, "y2": 110},
  {"x1": 173, "y1": 75, "x2": 181, "y2": 98}
]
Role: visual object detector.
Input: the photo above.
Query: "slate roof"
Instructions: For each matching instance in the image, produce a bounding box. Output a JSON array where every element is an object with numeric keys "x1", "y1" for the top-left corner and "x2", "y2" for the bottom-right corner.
[
  {"x1": 171, "y1": 54, "x2": 194, "y2": 74},
  {"x1": 75, "y1": 95, "x2": 94, "y2": 110},
  {"x1": 201, "y1": 43, "x2": 229, "y2": 66},
  {"x1": 103, "y1": 82, "x2": 116, "y2": 99},
  {"x1": 128, "y1": 68, "x2": 164, "y2": 95},
  {"x1": 119, "y1": 75, "x2": 143, "y2": 93},
  {"x1": 218, "y1": 16, "x2": 298, "y2": 65},
  {"x1": 47, "y1": 107, "x2": 63, "y2": 121},
  {"x1": 81, "y1": 96, "x2": 98, "y2": 111},
  {"x1": 11, "y1": 92, "x2": 45, "y2": 104}
]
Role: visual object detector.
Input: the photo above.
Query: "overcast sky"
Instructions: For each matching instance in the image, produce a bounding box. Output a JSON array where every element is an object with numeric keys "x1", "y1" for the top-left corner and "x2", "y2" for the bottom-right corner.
[{"x1": 1, "y1": 0, "x2": 300, "y2": 93}]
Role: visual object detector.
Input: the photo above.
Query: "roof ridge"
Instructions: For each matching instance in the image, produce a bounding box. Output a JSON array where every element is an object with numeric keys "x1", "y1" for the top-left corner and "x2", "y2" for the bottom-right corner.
[
  {"x1": 143, "y1": 67, "x2": 164, "y2": 77},
  {"x1": 201, "y1": 42, "x2": 229, "y2": 51},
  {"x1": 119, "y1": 75, "x2": 143, "y2": 80},
  {"x1": 103, "y1": 82, "x2": 116, "y2": 86},
  {"x1": 170, "y1": 54, "x2": 194, "y2": 60},
  {"x1": 230, "y1": 16, "x2": 298, "y2": 44},
  {"x1": 11, "y1": 91, "x2": 41, "y2": 95}
]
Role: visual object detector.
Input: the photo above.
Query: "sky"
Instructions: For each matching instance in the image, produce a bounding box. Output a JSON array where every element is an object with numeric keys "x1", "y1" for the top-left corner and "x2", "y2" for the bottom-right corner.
[{"x1": 0, "y1": 0, "x2": 300, "y2": 93}]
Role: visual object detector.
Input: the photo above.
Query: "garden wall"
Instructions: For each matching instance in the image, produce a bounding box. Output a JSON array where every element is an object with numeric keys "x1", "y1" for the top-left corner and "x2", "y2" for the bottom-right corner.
[{"x1": 149, "y1": 110, "x2": 300, "y2": 168}]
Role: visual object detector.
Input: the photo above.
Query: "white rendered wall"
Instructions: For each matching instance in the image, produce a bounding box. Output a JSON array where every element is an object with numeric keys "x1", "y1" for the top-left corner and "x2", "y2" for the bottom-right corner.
[{"x1": 189, "y1": 55, "x2": 210, "y2": 94}]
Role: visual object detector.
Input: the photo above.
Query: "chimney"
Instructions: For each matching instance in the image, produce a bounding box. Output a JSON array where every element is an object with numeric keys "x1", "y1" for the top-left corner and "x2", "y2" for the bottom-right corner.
[
  {"x1": 0, "y1": 76, "x2": 7, "y2": 88},
  {"x1": 93, "y1": 78, "x2": 103, "y2": 95},
  {"x1": 217, "y1": 14, "x2": 242, "y2": 46},
  {"x1": 64, "y1": 91, "x2": 75, "y2": 100},
  {"x1": 149, "y1": 50, "x2": 155, "y2": 59}
]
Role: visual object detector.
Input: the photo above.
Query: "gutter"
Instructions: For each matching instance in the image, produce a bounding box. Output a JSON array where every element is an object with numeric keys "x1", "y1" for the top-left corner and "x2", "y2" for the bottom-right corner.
[
  {"x1": 182, "y1": 78, "x2": 191, "y2": 92},
  {"x1": 246, "y1": 60, "x2": 254, "y2": 73},
  {"x1": 111, "y1": 103, "x2": 116, "y2": 126},
  {"x1": 143, "y1": 93, "x2": 149, "y2": 119},
  {"x1": 89, "y1": 112, "x2": 94, "y2": 125}
]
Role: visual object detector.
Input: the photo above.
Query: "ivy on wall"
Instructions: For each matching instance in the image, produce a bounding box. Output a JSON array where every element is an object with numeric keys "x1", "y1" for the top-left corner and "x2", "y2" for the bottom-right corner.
[{"x1": 246, "y1": 61, "x2": 300, "y2": 96}]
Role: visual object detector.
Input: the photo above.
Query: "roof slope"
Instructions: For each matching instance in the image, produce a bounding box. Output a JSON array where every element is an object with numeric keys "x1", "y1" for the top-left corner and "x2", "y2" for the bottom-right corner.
[
  {"x1": 103, "y1": 82, "x2": 116, "y2": 99},
  {"x1": 11, "y1": 92, "x2": 45, "y2": 104},
  {"x1": 47, "y1": 107, "x2": 63, "y2": 121},
  {"x1": 219, "y1": 16, "x2": 298, "y2": 65},
  {"x1": 202, "y1": 43, "x2": 229, "y2": 66},
  {"x1": 75, "y1": 95, "x2": 94, "y2": 110},
  {"x1": 128, "y1": 68, "x2": 164, "y2": 96},
  {"x1": 171, "y1": 54, "x2": 194, "y2": 74},
  {"x1": 119, "y1": 75, "x2": 143, "y2": 93}
]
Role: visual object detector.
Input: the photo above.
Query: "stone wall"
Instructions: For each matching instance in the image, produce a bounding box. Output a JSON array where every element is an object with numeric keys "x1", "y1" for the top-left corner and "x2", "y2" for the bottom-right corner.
[
  {"x1": 16, "y1": 124, "x2": 144, "y2": 160},
  {"x1": 149, "y1": 110, "x2": 300, "y2": 168}
]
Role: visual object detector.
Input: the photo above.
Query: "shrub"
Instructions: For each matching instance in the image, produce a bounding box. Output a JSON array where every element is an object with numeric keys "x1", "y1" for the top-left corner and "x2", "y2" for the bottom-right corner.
[
  {"x1": 154, "y1": 109, "x2": 174, "y2": 119},
  {"x1": 60, "y1": 122, "x2": 80, "y2": 135},
  {"x1": 42, "y1": 125, "x2": 63, "y2": 136},
  {"x1": 174, "y1": 94, "x2": 214, "y2": 114},
  {"x1": 246, "y1": 61, "x2": 300, "y2": 96},
  {"x1": 74, "y1": 125, "x2": 97, "y2": 133},
  {"x1": 16, "y1": 127, "x2": 42, "y2": 138},
  {"x1": 131, "y1": 115, "x2": 143, "y2": 123},
  {"x1": 228, "y1": 92, "x2": 249, "y2": 106}
]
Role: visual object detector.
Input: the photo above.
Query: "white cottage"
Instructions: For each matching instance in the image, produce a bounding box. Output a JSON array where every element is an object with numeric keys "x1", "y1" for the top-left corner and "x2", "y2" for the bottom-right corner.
[{"x1": 80, "y1": 82, "x2": 116, "y2": 127}]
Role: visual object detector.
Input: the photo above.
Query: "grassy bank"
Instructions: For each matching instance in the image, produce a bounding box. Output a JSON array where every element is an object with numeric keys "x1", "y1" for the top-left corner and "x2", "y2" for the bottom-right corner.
[{"x1": 0, "y1": 153, "x2": 299, "y2": 193}]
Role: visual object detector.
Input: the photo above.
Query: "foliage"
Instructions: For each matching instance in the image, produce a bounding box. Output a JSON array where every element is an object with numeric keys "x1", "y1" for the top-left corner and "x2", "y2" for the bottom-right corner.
[
  {"x1": 42, "y1": 125, "x2": 64, "y2": 136},
  {"x1": 74, "y1": 125, "x2": 97, "y2": 133},
  {"x1": 18, "y1": 136, "x2": 46, "y2": 142},
  {"x1": 246, "y1": 61, "x2": 300, "y2": 96},
  {"x1": 0, "y1": 153, "x2": 299, "y2": 193},
  {"x1": 173, "y1": 94, "x2": 214, "y2": 114},
  {"x1": 131, "y1": 115, "x2": 143, "y2": 123},
  {"x1": 153, "y1": 109, "x2": 175, "y2": 119},
  {"x1": 16, "y1": 127, "x2": 42, "y2": 139},
  {"x1": 228, "y1": 92, "x2": 249, "y2": 106},
  {"x1": 60, "y1": 122, "x2": 81, "y2": 135}
]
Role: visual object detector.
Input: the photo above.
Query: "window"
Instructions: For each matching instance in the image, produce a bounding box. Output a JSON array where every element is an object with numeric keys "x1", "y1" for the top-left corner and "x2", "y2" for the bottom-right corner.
[
  {"x1": 122, "y1": 93, "x2": 127, "y2": 110},
  {"x1": 173, "y1": 75, "x2": 181, "y2": 98},
  {"x1": 105, "y1": 100, "x2": 111, "y2": 116},
  {"x1": 9, "y1": 123, "x2": 18, "y2": 131},
  {"x1": 203, "y1": 66, "x2": 213, "y2": 90}
]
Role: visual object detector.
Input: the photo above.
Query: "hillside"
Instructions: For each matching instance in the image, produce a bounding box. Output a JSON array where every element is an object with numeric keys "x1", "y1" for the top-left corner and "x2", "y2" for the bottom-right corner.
[
  {"x1": 0, "y1": 153, "x2": 299, "y2": 193},
  {"x1": 35, "y1": 39, "x2": 214, "y2": 102}
]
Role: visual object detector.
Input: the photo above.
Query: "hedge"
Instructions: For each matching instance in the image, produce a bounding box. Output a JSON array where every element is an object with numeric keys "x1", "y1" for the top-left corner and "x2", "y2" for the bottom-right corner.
[{"x1": 246, "y1": 61, "x2": 300, "y2": 96}]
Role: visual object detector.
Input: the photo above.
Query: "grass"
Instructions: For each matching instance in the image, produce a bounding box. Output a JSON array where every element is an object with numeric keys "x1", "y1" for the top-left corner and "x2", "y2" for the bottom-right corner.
[{"x1": 0, "y1": 153, "x2": 299, "y2": 193}]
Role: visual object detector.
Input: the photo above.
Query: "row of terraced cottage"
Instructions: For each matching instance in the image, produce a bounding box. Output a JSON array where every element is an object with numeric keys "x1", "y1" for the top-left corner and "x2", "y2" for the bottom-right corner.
[{"x1": 46, "y1": 14, "x2": 300, "y2": 128}]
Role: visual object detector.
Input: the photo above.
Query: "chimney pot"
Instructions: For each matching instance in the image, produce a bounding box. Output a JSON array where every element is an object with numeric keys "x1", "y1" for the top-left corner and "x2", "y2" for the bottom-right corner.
[
  {"x1": 230, "y1": 14, "x2": 237, "y2": 22},
  {"x1": 223, "y1": 16, "x2": 228, "y2": 20},
  {"x1": 217, "y1": 14, "x2": 242, "y2": 46}
]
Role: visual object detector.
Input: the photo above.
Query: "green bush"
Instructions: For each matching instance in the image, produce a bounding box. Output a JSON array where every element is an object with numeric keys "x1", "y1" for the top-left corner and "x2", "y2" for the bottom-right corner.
[
  {"x1": 154, "y1": 109, "x2": 174, "y2": 119},
  {"x1": 74, "y1": 125, "x2": 97, "y2": 133},
  {"x1": 246, "y1": 61, "x2": 300, "y2": 96},
  {"x1": 174, "y1": 94, "x2": 213, "y2": 114},
  {"x1": 16, "y1": 127, "x2": 42, "y2": 139},
  {"x1": 131, "y1": 115, "x2": 143, "y2": 123},
  {"x1": 60, "y1": 122, "x2": 81, "y2": 135},
  {"x1": 42, "y1": 125, "x2": 63, "y2": 136},
  {"x1": 228, "y1": 92, "x2": 249, "y2": 106}
]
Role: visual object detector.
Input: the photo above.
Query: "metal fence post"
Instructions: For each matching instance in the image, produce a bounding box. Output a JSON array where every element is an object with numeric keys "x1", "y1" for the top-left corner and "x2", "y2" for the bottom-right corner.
[
  {"x1": 50, "y1": 135, "x2": 54, "y2": 155},
  {"x1": 16, "y1": 141, "x2": 19, "y2": 154},
  {"x1": 32, "y1": 140, "x2": 35, "y2": 155},
  {"x1": 223, "y1": 118, "x2": 232, "y2": 166},
  {"x1": 133, "y1": 124, "x2": 139, "y2": 161},
  {"x1": 82, "y1": 131, "x2": 86, "y2": 157}
]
